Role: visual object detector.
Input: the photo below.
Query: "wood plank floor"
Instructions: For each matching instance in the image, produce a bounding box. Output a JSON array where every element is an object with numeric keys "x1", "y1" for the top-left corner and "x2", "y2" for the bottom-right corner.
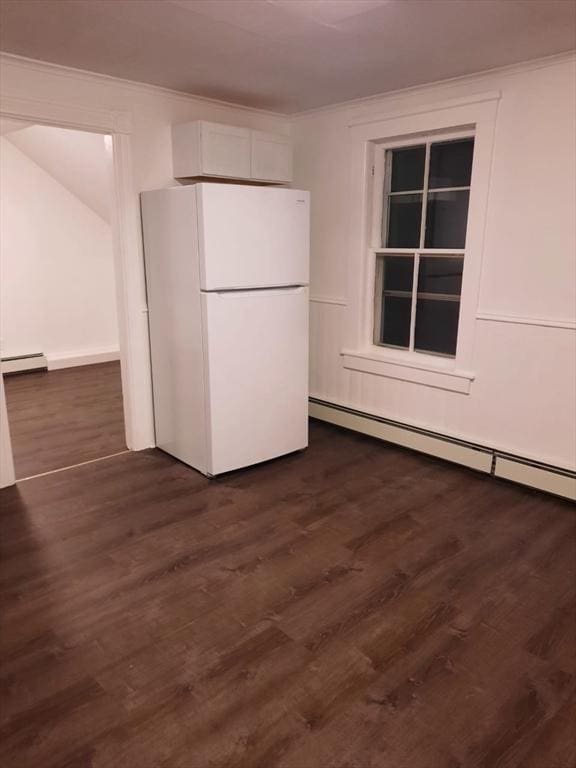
[
  {"x1": 3, "y1": 362, "x2": 125, "y2": 478},
  {"x1": 1, "y1": 422, "x2": 575, "y2": 767}
]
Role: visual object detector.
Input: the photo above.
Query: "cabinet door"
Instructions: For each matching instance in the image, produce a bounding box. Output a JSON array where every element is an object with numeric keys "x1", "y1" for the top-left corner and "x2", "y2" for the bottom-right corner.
[
  {"x1": 200, "y1": 122, "x2": 251, "y2": 179},
  {"x1": 251, "y1": 130, "x2": 293, "y2": 182}
]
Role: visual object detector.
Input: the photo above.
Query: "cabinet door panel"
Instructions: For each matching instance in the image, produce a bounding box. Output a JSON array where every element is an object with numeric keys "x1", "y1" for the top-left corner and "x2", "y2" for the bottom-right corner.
[
  {"x1": 200, "y1": 122, "x2": 251, "y2": 179},
  {"x1": 251, "y1": 130, "x2": 293, "y2": 182}
]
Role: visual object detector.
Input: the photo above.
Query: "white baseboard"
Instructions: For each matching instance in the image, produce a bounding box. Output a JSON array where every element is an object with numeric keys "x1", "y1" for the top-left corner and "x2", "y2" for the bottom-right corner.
[
  {"x1": 47, "y1": 347, "x2": 120, "y2": 370},
  {"x1": 309, "y1": 399, "x2": 493, "y2": 473},
  {"x1": 494, "y1": 457, "x2": 576, "y2": 501},
  {"x1": 310, "y1": 398, "x2": 576, "y2": 501},
  {"x1": 1, "y1": 353, "x2": 48, "y2": 374}
]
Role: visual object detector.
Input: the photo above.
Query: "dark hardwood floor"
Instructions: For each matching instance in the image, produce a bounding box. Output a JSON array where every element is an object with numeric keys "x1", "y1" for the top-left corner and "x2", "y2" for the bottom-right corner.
[
  {"x1": 3, "y1": 361, "x2": 126, "y2": 478},
  {"x1": 0, "y1": 421, "x2": 575, "y2": 767}
]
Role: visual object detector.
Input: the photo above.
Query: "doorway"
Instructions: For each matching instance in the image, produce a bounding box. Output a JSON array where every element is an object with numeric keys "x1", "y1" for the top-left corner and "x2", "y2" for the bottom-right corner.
[
  {"x1": 0, "y1": 99, "x2": 155, "y2": 488},
  {"x1": 1, "y1": 121, "x2": 127, "y2": 479}
]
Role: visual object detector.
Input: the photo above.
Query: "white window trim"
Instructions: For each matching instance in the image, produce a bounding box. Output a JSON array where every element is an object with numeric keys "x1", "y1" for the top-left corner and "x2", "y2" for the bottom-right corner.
[
  {"x1": 342, "y1": 91, "x2": 500, "y2": 394},
  {"x1": 373, "y1": 127, "x2": 472, "y2": 358}
]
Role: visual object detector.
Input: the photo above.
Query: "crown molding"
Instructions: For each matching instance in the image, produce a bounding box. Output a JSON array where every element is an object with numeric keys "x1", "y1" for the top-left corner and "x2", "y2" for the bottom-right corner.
[
  {"x1": 2, "y1": 49, "x2": 573, "y2": 122},
  {"x1": 0, "y1": 92, "x2": 132, "y2": 134},
  {"x1": 0, "y1": 52, "x2": 288, "y2": 121},
  {"x1": 291, "y1": 50, "x2": 576, "y2": 120},
  {"x1": 347, "y1": 89, "x2": 501, "y2": 129}
]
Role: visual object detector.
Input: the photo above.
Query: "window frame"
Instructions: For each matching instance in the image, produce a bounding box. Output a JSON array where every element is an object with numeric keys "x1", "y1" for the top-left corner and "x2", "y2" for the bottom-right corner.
[
  {"x1": 373, "y1": 128, "x2": 474, "y2": 357},
  {"x1": 342, "y1": 92, "x2": 500, "y2": 394}
]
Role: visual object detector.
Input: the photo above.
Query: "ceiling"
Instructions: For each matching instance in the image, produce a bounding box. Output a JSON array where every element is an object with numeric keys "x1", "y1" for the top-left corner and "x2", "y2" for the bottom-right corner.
[{"x1": 0, "y1": 0, "x2": 574, "y2": 113}]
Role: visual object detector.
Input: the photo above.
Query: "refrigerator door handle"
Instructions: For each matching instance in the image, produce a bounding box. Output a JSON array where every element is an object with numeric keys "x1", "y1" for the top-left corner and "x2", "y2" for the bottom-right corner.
[{"x1": 210, "y1": 286, "x2": 307, "y2": 297}]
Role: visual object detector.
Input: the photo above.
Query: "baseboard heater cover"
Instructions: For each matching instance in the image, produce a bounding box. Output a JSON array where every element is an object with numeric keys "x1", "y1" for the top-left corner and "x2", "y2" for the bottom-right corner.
[
  {"x1": 1, "y1": 353, "x2": 48, "y2": 375},
  {"x1": 494, "y1": 456, "x2": 576, "y2": 501},
  {"x1": 309, "y1": 397, "x2": 576, "y2": 501}
]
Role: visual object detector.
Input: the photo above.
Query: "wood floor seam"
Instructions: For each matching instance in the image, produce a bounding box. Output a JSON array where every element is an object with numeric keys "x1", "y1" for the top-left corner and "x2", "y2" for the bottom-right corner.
[{"x1": 16, "y1": 450, "x2": 132, "y2": 483}]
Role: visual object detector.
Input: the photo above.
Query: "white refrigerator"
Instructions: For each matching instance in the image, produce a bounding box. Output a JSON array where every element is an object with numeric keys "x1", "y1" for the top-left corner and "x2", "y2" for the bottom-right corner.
[{"x1": 141, "y1": 182, "x2": 310, "y2": 476}]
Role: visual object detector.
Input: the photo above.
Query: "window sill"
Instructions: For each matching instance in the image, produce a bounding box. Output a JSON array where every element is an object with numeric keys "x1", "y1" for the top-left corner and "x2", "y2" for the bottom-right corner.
[{"x1": 341, "y1": 348, "x2": 475, "y2": 394}]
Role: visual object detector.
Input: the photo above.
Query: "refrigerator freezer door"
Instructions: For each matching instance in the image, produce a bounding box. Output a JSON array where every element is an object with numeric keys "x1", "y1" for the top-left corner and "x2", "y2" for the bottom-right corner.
[
  {"x1": 197, "y1": 184, "x2": 310, "y2": 290},
  {"x1": 202, "y1": 287, "x2": 309, "y2": 475}
]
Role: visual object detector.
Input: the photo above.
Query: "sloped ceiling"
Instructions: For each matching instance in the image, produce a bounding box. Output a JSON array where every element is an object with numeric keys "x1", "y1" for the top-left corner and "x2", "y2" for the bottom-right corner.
[
  {"x1": 5, "y1": 125, "x2": 112, "y2": 222},
  {"x1": 0, "y1": 0, "x2": 574, "y2": 113},
  {"x1": 0, "y1": 118, "x2": 33, "y2": 135}
]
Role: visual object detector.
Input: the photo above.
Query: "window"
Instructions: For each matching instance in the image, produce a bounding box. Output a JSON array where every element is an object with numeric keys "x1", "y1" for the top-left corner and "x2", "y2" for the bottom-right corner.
[
  {"x1": 374, "y1": 136, "x2": 474, "y2": 358},
  {"x1": 343, "y1": 94, "x2": 498, "y2": 393}
]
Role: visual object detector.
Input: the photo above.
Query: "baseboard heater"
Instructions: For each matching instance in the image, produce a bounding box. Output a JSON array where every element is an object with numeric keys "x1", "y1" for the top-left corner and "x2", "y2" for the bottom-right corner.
[
  {"x1": 309, "y1": 397, "x2": 576, "y2": 502},
  {"x1": 1, "y1": 353, "x2": 48, "y2": 375}
]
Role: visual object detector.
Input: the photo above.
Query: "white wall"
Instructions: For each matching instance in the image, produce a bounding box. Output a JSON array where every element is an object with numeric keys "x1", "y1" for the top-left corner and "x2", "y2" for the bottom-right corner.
[
  {"x1": 1, "y1": 53, "x2": 573, "y2": 472},
  {"x1": 292, "y1": 55, "x2": 576, "y2": 471},
  {"x1": 0, "y1": 134, "x2": 118, "y2": 365}
]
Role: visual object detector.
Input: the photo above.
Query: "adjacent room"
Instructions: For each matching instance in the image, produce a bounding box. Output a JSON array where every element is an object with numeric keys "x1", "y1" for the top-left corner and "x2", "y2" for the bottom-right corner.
[
  {"x1": 0, "y1": 2, "x2": 574, "y2": 767},
  {"x1": 0, "y1": 122, "x2": 125, "y2": 478}
]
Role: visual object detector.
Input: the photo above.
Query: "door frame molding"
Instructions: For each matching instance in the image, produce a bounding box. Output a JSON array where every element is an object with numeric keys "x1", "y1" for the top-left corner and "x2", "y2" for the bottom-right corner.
[{"x1": 0, "y1": 95, "x2": 155, "y2": 486}]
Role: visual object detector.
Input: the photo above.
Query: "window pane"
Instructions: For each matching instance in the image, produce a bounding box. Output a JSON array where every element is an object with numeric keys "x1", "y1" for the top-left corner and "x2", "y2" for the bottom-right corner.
[
  {"x1": 390, "y1": 146, "x2": 426, "y2": 192},
  {"x1": 418, "y1": 257, "x2": 463, "y2": 296},
  {"x1": 380, "y1": 295, "x2": 412, "y2": 348},
  {"x1": 383, "y1": 255, "x2": 414, "y2": 293},
  {"x1": 429, "y1": 138, "x2": 474, "y2": 189},
  {"x1": 386, "y1": 193, "x2": 422, "y2": 248},
  {"x1": 414, "y1": 298, "x2": 460, "y2": 356},
  {"x1": 425, "y1": 190, "x2": 470, "y2": 249}
]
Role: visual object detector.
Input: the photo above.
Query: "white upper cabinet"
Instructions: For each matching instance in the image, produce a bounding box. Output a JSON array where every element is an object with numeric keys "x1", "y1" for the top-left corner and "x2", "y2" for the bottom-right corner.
[
  {"x1": 171, "y1": 121, "x2": 293, "y2": 183},
  {"x1": 172, "y1": 121, "x2": 251, "y2": 180}
]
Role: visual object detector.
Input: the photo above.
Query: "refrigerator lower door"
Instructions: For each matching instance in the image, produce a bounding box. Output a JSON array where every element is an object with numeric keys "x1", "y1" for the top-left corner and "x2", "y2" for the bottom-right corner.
[{"x1": 202, "y1": 286, "x2": 309, "y2": 475}]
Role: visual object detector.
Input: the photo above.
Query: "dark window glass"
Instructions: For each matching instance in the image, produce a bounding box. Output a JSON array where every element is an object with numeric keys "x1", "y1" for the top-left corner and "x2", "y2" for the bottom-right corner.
[
  {"x1": 429, "y1": 139, "x2": 474, "y2": 189},
  {"x1": 414, "y1": 299, "x2": 460, "y2": 356},
  {"x1": 390, "y1": 146, "x2": 426, "y2": 192},
  {"x1": 380, "y1": 295, "x2": 412, "y2": 348},
  {"x1": 418, "y1": 257, "x2": 463, "y2": 296},
  {"x1": 425, "y1": 190, "x2": 470, "y2": 249},
  {"x1": 386, "y1": 194, "x2": 422, "y2": 248},
  {"x1": 383, "y1": 255, "x2": 414, "y2": 293}
]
